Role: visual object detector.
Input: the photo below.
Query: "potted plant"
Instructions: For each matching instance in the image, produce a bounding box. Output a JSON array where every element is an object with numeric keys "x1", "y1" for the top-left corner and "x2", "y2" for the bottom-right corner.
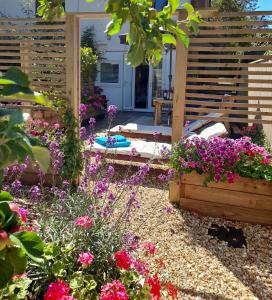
[{"x1": 170, "y1": 136, "x2": 272, "y2": 225}]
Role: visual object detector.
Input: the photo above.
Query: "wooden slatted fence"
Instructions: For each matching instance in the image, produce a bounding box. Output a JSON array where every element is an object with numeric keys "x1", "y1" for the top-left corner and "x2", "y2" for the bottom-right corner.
[
  {"x1": 0, "y1": 17, "x2": 66, "y2": 99},
  {"x1": 172, "y1": 10, "x2": 272, "y2": 142}
]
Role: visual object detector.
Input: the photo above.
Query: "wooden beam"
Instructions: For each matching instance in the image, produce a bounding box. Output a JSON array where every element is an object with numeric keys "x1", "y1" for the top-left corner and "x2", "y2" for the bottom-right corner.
[
  {"x1": 170, "y1": 12, "x2": 188, "y2": 205},
  {"x1": 65, "y1": 14, "x2": 80, "y2": 120}
]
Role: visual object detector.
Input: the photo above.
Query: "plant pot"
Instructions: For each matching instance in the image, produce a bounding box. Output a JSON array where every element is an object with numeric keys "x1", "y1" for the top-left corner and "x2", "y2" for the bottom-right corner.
[{"x1": 177, "y1": 172, "x2": 272, "y2": 225}]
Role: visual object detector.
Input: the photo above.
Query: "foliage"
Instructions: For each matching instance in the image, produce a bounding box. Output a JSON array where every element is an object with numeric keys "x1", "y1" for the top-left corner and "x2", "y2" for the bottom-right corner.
[
  {"x1": 81, "y1": 47, "x2": 99, "y2": 84},
  {"x1": 38, "y1": 0, "x2": 201, "y2": 67},
  {"x1": 81, "y1": 26, "x2": 99, "y2": 54},
  {"x1": 211, "y1": 0, "x2": 258, "y2": 12},
  {"x1": 170, "y1": 136, "x2": 272, "y2": 185},
  {"x1": 241, "y1": 125, "x2": 271, "y2": 152},
  {"x1": 0, "y1": 191, "x2": 44, "y2": 289},
  {"x1": 81, "y1": 86, "x2": 108, "y2": 110},
  {"x1": 0, "y1": 68, "x2": 51, "y2": 184},
  {"x1": 37, "y1": 0, "x2": 65, "y2": 19},
  {"x1": 59, "y1": 107, "x2": 84, "y2": 182}
]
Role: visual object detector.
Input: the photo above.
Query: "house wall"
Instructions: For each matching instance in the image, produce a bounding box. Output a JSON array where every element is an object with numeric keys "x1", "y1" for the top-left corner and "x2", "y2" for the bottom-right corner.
[{"x1": 0, "y1": 0, "x2": 36, "y2": 17}]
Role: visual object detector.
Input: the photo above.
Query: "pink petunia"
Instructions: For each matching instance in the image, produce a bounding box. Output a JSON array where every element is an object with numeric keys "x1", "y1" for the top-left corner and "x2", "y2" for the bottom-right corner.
[
  {"x1": 75, "y1": 216, "x2": 93, "y2": 229},
  {"x1": 78, "y1": 252, "x2": 94, "y2": 268}
]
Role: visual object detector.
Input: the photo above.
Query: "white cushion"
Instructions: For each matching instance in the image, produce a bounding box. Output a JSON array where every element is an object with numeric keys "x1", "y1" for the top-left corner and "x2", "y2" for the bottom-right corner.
[{"x1": 199, "y1": 123, "x2": 227, "y2": 140}]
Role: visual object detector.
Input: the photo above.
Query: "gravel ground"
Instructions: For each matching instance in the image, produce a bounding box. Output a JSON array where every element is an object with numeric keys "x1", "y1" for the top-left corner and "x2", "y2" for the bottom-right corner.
[{"x1": 130, "y1": 185, "x2": 272, "y2": 300}]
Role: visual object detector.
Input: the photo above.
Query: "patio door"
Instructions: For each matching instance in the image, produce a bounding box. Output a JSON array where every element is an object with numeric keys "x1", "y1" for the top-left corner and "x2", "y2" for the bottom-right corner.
[{"x1": 131, "y1": 65, "x2": 151, "y2": 111}]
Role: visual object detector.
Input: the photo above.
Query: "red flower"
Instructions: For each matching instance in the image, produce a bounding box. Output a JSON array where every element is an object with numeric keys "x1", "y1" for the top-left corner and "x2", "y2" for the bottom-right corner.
[
  {"x1": 146, "y1": 274, "x2": 161, "y2": 300},
  {"x1": 100, "y1": 280, "x2": 128, "y2": 300},
  {"x1": 44, "y1": 279, "x2": 72, "y2": 300},
  {"x1": 166, "y1": 282, "x2": 178, "y2": 299},
  {"x1": 113, "y1": 250, "x2": 131, "y2": 270}
]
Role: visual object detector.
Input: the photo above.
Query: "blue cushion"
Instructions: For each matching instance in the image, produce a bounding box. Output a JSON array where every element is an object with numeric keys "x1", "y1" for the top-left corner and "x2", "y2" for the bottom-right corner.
[{"x1": 95, "y1": 135, "x2": 131, "y2": 148}]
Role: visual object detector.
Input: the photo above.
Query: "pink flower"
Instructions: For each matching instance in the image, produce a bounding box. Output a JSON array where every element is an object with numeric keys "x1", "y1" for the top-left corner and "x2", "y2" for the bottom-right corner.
[
  {"x1": 142, "y1": 242, "x2": 156, "y2": 256},
  {"x1": 78, "y1": 252, "x2": 94, "y2": 268},
  {"x1": 113, "y1": 250, "x2": 131, "y2": 270},
  {"x1": 44, "y1": 279, "x2": 71, "y2": 300},
  {"x1": 133, "y1": 259, "x2": 149, "y2": 276},
  {"x1": 100, "y1": 280, "x2": 128, "y2": 300},
  {"x1": 18, "y1": 208, "x2": 29, "y2": 223},
  {"x1": 75, "y1": 216, "x2": 93, "y2": 229}
]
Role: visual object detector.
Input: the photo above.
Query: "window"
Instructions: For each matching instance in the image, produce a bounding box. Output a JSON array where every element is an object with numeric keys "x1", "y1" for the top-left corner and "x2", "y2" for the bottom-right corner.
[{"x1": 100, "y1": 63, "x2": 119, "y2": 84}]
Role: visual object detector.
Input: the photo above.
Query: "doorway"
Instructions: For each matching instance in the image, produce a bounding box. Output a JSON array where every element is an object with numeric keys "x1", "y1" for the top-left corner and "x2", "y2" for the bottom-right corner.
[{"x1": 134, "y1": 64, "x2": 150, "y2": 110}]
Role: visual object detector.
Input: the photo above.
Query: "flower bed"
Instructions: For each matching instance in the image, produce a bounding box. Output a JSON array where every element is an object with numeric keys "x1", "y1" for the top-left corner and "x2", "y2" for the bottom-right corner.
[{"x1": 170, "y1": 136, "x2": 272, "y2": 225}]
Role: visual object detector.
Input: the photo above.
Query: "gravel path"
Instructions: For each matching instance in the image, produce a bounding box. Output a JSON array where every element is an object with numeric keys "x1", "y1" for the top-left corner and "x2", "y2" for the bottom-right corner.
[{"x1": 130, "y1": 186, "x2": 272, "y2": 300}]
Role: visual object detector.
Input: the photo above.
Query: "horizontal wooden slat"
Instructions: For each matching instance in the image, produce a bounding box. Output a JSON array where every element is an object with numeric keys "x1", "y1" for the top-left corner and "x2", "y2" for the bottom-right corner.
[
  {"x1": 188, "y1": 62, "x2": 272, "y2": 68},
  {"x1": 0, "y1": 25, "x2": 65, "y2": 30},
  {"x1": 0, "y1": 40, "x2": 66, "y2": 44},
  {"x1": 0, "y1": 18, "x2": 65, "y2": 22},
  {"x1": 185, "y1": 107, "x2": 272, "y2": 116},
  {"x1": 199, "y1": 20, "x2": 272, "y2": 27},
  {"x1": 186, "y1": 77, "x2": 272, "y2": 84},
  {"x1": 190, "y1": 46, "x2": 272, "y2": 52},
  {"x1": 180, "y1": 197, "x2": 272, "y2": 225},
  {"x1": 187, "y1": 70, "x2": 272, "y2": 76},
  {"x1": 181, "y1": 172, "x2": 272, "y2": 196},
  {"x1": 186, "y1": 85, "x2": 272, "y2": 92},
  {"x1": 185, "y1": 100, "x2": 272, "y2": 109},
  {"x1": 190, "y1": 37, "x2": 272, "y2": 43},
  {"x1": 184, "y1": 185, "x2": 272, "y2": 210},
  {"x1": 0, "y1": 32, "x2": 65, "y2": 37},
  {"x1": 197, "y1": 28, "x2": 272, "y2": 35},
  {"x1": 200, "y1": 10, "x2": 272, "y2": 17},
  {"x1": 185, "y1": 93, "x2": 272, "y2": 101},
  {"x1": 0, "y1": 59, "x2": 65, "y2": 65},
  {"x1": 188, "y1": 54, "x2": 272, "y2": 60},
  {"x1": 185, "y1": 115, "x2": 272, "y2": 124},
  {"x1": 0, "y1": 45, "x2": 65, "y2": 51}
]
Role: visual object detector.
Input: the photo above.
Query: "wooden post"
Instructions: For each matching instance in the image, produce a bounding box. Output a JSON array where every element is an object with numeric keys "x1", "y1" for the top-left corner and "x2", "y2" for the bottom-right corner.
[
  {"x1": 65, "y1": 13, "x2": 80, "y2": 120},
  {"x1": 169, "y1": 12, "x2": 189, "y2": 205}
]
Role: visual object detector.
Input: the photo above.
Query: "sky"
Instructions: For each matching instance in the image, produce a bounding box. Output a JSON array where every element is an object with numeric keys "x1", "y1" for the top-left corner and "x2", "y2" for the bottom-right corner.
[{"x1": 257, "y1": 0, "x2": 271, "y2": 11}]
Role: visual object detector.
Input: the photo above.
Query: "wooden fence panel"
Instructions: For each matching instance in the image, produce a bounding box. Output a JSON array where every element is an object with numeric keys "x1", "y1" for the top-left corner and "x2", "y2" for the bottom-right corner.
[
  {"x1": 0, "y1": 17, "x2": 66, "y2": 100},
  {"x1": 172, "y1": 10, "x2": 272, "y2": 146}
]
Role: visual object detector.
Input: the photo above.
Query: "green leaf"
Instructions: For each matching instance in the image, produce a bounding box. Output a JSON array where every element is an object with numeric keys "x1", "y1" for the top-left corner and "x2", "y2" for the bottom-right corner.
[
  {"x1": 105, "y1": 18, "x2": 123, "y2": 36},
  {"x1": 162, "y1": 34, "x2": 176, "y2": 45},
  {"x1": 169, "y1": 0, "x2": 180, "y2": 12},
  {"x1": 9, "y1": 231, "x2": 44, "y2": 263},
  {"x1": 183, "y1": 3, "x2": 195, "y2": 15},
  {"x1": 0, "y1": 79, "x2": 16, "y2": 85},
  {"x1": 0, "y1": 191, "x2": 13, "y2": 202},
  {"x1": 4, "y1": 68, "x2": 29, "y2": 88},
  {"x1": 0, "y1": 259, "x2": 14, "y2": 289},
  {"x1": 7, "y1": 247, "x2": 27, "y2": 275},
  {"x1": 52, "y1": 261, "x2": 66, "y2": 277},
  {"x1": 32, "y1": 146, "x2": 50, "y2": 172}
]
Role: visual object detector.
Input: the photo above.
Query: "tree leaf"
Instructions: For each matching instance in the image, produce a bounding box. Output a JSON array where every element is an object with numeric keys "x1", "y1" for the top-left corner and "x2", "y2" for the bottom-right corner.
[
  {"x1": 0, "y1": 191, "x2": 13, "y2": 202},
  {"x1": 0, "y1": 258, "x2": 14, "y2": 289},
  {"x1": 0, "y1": 79, "x2": 16, "y2": 85},
  {"x1": 9, "y1": 231, "x2": 44, "y2": 263},
  {"x1": 183, "y1": 3, "x2": 195, "y2": 15},
  {"x1": 162, "y1": 34, "x2": 176, "y2": 45},
  {"x1": 7, "y1": 247, "x2": 27, "y2": 275},
  {"x1": 32, "y1": 146, "x2": 50, "y2": 173}
]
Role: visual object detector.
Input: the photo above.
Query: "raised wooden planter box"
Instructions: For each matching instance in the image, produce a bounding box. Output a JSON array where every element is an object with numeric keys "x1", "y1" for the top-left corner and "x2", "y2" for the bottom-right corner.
[{"x1": 177, "y1": 172, "x2": 272, "y2": 225}]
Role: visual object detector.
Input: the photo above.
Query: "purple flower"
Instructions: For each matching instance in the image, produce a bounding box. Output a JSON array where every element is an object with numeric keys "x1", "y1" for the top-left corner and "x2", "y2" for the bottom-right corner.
[
  {"x1": 107, "y1": 105, "x2": 117, "y2": 119},
  {"x1": 80, "y1": 127, "x2": 87, "y2": 140},
  {"x1": 11, "y1": 179, "x2": 22, "y2": 193},
  {"x1": 107, "y1": 165, "x2": 115, "y2": 177},
  {"x1": 89, "y1": 117, "x2": 96, "y2": 129},
  {"x1": 94, "y1": 178, "x2": 109, "y2": 198},
  {"x1": 29, "y1": 185, "x2": 42, "y2": 202},
  {"x1": 80, "y1": 104, "x2": 87, "y2": 118},
  {"x1": 107, "y1": 137, "x2": 117, "y2": 146}
]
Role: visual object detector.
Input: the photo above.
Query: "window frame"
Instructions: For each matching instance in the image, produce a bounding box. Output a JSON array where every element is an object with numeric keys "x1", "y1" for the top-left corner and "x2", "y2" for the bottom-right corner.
[{"x1": 98, "y1": 61, "x2": 121, "y2": 87}]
